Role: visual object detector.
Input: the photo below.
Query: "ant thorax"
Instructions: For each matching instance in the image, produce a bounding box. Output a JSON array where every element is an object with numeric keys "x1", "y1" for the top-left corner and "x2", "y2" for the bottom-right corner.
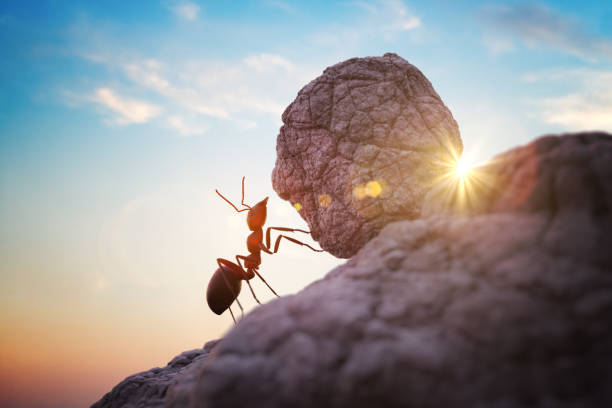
[
  {"x1": 244, "y1": 253, "x2": 260, "y2": 272},
  {"x1": 247, "y1": 230, "x2": 263, "y2": 254}
]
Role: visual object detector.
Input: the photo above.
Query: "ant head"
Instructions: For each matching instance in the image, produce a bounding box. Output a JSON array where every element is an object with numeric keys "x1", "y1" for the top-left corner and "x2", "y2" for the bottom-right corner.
[{"x1": 247, "y1": 197, "x2": 268, "y2": 230}]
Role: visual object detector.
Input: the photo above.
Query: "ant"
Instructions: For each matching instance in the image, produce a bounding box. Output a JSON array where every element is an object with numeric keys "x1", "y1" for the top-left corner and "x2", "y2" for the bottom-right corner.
[{"x1": 206, "y1": 177, "x2": 323, "y2": 323}]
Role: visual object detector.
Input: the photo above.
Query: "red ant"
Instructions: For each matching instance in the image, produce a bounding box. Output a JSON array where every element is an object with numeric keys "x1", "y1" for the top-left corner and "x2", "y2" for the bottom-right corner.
[{"x1": 206, "y1": 177, "x2": 323, "y2": 323}]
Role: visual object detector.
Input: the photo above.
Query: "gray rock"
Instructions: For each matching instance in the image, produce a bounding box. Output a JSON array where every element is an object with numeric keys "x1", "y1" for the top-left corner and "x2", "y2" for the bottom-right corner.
[
  {"x1": 272, "y1": 53, "x2": 462, "y2": 258},
  {"x1": 187, "y1": 133, "x2": 612, "y2": 407},
  {"x1": 90, "y1": 340, "x2": 218, "y2": 408}
]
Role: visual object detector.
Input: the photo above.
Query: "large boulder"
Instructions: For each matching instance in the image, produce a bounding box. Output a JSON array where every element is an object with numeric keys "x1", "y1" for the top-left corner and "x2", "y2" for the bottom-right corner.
[
  {"x1": 186, "y1": 132, "x2": 612, "y2": 407},
  {"x1": 272, "y1": 53, "x2": 462, "y2": 258}
]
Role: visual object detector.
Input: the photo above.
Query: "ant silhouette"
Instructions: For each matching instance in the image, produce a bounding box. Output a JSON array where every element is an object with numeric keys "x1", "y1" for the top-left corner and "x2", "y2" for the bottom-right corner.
[{"x1": 206, "y1": 176, "x2": 323, "y2": 323}]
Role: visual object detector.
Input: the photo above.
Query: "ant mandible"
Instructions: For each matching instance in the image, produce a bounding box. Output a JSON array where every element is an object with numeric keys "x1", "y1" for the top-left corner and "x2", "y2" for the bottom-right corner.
[{"x1": 206, "y1": 176, "x2": 323, "y2": 323}]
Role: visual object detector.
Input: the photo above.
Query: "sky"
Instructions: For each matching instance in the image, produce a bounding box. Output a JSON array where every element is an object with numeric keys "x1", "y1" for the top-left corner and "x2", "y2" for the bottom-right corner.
[{"x1": 1, "y1": 1, "x2": 612, "y2": 407}]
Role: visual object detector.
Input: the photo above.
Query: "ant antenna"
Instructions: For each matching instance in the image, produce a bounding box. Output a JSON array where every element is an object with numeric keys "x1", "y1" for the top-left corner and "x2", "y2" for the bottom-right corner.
[
  {"x1": 216, "y1": 176, "x2": 252, "y2": 212},
  {"x1": 240, "y1": 176, "x2": 251, "y2": 209}
]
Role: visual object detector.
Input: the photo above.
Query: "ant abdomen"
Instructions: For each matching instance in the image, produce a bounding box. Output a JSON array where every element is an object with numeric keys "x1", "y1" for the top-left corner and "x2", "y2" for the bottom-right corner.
[{"x1": 206, "y1": 267, "x2": 242, "y2": 315}]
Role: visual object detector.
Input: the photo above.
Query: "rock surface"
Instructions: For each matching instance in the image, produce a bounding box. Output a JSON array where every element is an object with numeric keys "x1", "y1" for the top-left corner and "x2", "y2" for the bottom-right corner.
[
  {"x1": 184, "y1": 132, "x2": 612, "y2": 407},
  {"x1": 92, "y1": 58, "x2": 612, "y2": 406},
  {"x1": 93, "y1": 133, "x2": 612, "y2": 408},
  {"x1": 272, "y1": 53, "x2": 462, "y2": 258},
  {"x1": 91, "y1": 340, "x2": 218, "y2": 408}
]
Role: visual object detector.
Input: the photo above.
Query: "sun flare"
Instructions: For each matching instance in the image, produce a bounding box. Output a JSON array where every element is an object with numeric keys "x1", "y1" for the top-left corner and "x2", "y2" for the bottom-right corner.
[
  {"x1": 425, "y1": 146, "x2": 497, "y2": 216},
  {"x1": 455, "y1": 157, "x2": 472, "y2": 179}
]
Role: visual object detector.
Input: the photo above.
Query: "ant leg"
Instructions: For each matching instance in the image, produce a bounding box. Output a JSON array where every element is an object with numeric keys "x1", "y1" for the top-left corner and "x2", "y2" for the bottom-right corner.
[
  {"x1": 273, "y1": 235, "x2": 324, "y2": 254},
  {"x1": 236, "y1": 255, "x2": 261, "y2": 304},
  {"x1": 259, "y1": 242, "x2": 273, "y2": 254},
  {"x1": 217, "y1": 258, "x2": 246, "y2": 317},
  {"x1": 218, "y1": 258, "x2": 248, "y2": 280},
  {"x1": 236, "y1": 255, "x2": 279, "y2": 298},
  {"x1": 235, "y1": 255, "x2": 246, "y2": 270},
  {"x1": 228, "y1": 306, "x2": 236, "y2": 324},
  {"x1": 265, "y1": 226, "x2": 310, "y2": 249},
  {"x1": 235, "y1": 297, "x2": 244, "y2": 317},
  {"x1": 219, "y1": 272, "x2": 243, "y2": 317},
  {"x1": 246, "y1": 280, "x2": 260, "y2": 304},
  {"x1": 253, "y1": 270, "x2": 280, "y2": 298}
]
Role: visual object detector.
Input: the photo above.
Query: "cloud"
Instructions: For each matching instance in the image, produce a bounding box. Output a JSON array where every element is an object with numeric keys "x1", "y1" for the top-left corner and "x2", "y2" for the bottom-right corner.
[
  {"x1": 524, "y1": 69, "x2": 612, "y2": 131},
  {"x1": 119, "y1": 55, "x2": 300, "y2": 118},
  {"x1": 481, "y1": 3, "x2": 612, "y2": 61},
  {"x1": 355, "y1": 0, "x2": 420, "y2": 31},
  {"x1": 310, "y1": 0, "x2": 421, "y2": 48},
  {"x1": 166, "y1": 115, "x2": 207, "y2": 136},
  {"x1": 74, "y1": 49, "x2": 319, "y2": 132},
  {"x1": 67, "y1": 15, "x2": 325, "y2": 132},
  {"x1": 91, "y1": 88, "x2": 161, "y2": 124},
  {"x1": 170, "y1": 2, "x2": 200, "y2": 21},
  {"x1": 264, "y1": 0, "x2": 296, "y2": 14},
  {"x1": 244, "y1": 53, "x2": 295, "y2": 73},
  {"x1": 385, "y1": 0, "x2": 421, "y2": 30},
  {"x1": 123, "y1": 59, "x2": 230, "y2": 118},
  {"x1": 481, "y1": 36, "x2": 515, "y2": 54}
]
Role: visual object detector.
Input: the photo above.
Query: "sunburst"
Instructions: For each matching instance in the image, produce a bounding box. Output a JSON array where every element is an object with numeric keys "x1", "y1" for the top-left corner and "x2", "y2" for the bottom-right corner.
[{"x1": 427, "y1": 142, "x2": 497, "y2": 214}]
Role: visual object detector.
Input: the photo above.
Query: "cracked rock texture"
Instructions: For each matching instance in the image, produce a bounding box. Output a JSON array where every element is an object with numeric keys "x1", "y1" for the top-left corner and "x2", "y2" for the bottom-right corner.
[
  {"x1": 272, "y1": 53, "x2": 462, "y2": 258},
  {"x1": 184, "y1": 133, "x2": 612, "y2": 407},
  {"x1": 91, "y1": 340, "x2": 218, "y2": 408}
]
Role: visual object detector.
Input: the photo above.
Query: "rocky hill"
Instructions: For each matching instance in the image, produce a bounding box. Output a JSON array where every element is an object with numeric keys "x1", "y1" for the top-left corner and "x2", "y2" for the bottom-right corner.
[{"x1": 92, "y1": 54, "x2": 612, "y2": 408}]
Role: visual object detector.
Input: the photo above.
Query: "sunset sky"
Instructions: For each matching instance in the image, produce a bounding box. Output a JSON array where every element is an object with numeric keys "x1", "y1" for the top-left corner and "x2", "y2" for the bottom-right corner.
[{"x1": 2, "y1": 1, "x2": 612, "y2": 407}]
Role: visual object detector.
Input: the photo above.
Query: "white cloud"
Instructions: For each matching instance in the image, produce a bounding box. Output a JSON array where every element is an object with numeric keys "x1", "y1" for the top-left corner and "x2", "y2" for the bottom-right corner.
[
  {"x1": 114, "y1": 53, "x2": 315, "y2": 120},
  {"x1": 68, "y1": 17, "x2": 324, "y2": 133},
  {"x1": 244, "y1": 53, "x2": 295, "y2": 73},
  {"x1": 171, "y1": 2, "x2": 200, "y2": 21},
  {"x1": 264, "y1": 0, "x2": 296, "y2": 14},
  {"x1": 310, "y1": 0, "x2": 421, "y2": 48},
  {"x1": 482, "y1": 36, "x2": 516, "y2": 55},
  {"x1": 166, "y1": 115, "x2": 207, "y2": 136},
  {"x1": 539, "y1": 94, "x2": 612, "y2": 131},
  {"x1": 72, "y1": 50, "x2": 321, "y2": 132},
  {"x1": 385, "y1": 0, "x2": 421, "y2": 30},
  {"x1": 91, "y1": 87, "x2": 160, "y2": 124},
  {"x1": 524, "y1": 69, "x2": 612, "y2": 132},
  {"x1": 355, "y1": 0, "x2": 421, "y2": 32},
  {"x1": 482, "y1": 4, "x2": 612, "y2": 62},
  {"x1": 123, "y1": 59, "x2": 230, "y2": 118}
]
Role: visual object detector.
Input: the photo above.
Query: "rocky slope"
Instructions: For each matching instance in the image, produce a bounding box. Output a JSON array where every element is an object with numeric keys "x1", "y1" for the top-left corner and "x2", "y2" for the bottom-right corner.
[
  {"x1": 93, "y1": 131, "x2": 612, "y2": 408},
  {"x1": 92, "y1": 53, "x2": 612, "y2": 408},
  {"x1": 185, "y1": 132, "x2": 612, "y2": 408},
  {"x1": 91, "y1": 340, "x2": 218, "y2": 408}
]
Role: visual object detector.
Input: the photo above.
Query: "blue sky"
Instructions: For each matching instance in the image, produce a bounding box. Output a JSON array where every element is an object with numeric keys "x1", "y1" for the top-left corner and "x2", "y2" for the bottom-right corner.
[{"x1": 1, "y1": 1, "x2": 612, "y2": 407}]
